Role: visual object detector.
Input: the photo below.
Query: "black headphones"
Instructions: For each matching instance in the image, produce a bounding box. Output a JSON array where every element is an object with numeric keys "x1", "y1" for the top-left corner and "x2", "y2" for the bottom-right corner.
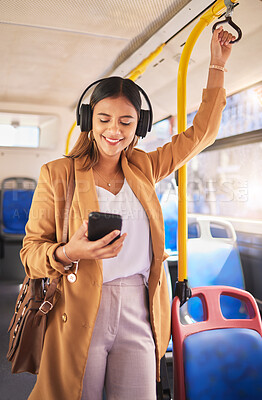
[{"x1": 76, "y1": 78, "x2": 153, "y2": 138}]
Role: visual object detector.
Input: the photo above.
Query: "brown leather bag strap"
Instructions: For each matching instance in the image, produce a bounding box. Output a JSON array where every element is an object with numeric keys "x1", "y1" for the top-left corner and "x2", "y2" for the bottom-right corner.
[
  {"x1": 35, "y1": 277, "x2": 61, "y2": 318},
  {"x1": 62, "y1": 159, "x2": 75, "y2": 243}
]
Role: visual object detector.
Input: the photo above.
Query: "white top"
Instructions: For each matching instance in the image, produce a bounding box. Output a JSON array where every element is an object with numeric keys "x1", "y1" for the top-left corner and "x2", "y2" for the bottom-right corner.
[{"x1": 95, "y1": 179, "x2": 152, "y2": 283}]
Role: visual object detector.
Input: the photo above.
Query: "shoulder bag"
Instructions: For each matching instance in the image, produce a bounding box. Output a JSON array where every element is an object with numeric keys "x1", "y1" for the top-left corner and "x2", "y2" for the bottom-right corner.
[{"x1": 6, "y1": 160, "x2": 75, "y2": 374}]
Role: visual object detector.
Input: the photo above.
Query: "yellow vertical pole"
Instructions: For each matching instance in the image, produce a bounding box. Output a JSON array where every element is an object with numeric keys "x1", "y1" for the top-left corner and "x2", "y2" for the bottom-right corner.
[
  {"x1": 177, "y1": 0, "x2": 239, "y2": 282},
  {"x1": 177, "y1": 20, "x2": 208, "y2": 282}
]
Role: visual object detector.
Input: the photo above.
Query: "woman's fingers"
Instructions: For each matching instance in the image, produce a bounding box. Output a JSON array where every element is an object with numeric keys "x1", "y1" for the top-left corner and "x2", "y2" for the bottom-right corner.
[
  {"x1": 93, "y1": 233, "x2": 127, "y2": 259},
  {"x1": 72, "y1": 219, "x2": 88, "y2": 240},
  {"x1": 218, "y1": 29, "x2": 236, "y2": 45},
  {"x1": 214, "y1": 25, "x2": 223, "y2": 41},
  {"x1": 211, "y1": 26, "x2": 235, "y2": 65},
  {"x1": 94, "y1": 229, "x2": 122, "y2": 247},
  {"x1": 65, "y1": 221, "x2": 127, "y2": 261}
]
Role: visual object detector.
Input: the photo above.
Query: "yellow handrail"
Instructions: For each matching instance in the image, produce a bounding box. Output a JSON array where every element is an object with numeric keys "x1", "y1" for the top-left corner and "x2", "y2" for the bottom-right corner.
[
  {"x1": 127, "y1": 44, "x2": 166, "y2": 81},
  {"x1": 65, "y1": 121, "x2": 76, "y2": 155},
  {"x1": 177, "y1": 0, "x2": 239, "y2": 282}
]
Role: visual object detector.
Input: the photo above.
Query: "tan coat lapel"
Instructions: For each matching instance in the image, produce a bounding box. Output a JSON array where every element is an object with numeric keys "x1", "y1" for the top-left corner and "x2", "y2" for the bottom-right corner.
[
  {"x1": 72, "y1": 157, "x2": 103, "y2": 281},
  {"x1": 74, "y1": 157, "x2": 100, "y2": 220}
]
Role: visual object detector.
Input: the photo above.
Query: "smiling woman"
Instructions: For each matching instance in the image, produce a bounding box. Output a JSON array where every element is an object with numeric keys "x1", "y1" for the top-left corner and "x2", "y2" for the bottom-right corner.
[
  {"x1": 1, "y1": 0, "x2": 262, "y2": 398},
  {"x1": 20, "y1": 26, "x2": 233, "y2": 397}
]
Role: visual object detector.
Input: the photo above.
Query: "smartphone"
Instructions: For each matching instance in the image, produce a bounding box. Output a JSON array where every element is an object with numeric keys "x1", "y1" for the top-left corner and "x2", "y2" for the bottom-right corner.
[{"x1": 88, "y1": 211, "x2": 122, "y2": 244}]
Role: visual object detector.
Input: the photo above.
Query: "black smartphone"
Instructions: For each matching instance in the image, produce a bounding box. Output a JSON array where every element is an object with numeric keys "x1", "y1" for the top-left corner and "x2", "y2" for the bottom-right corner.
[{"x1": 88, "y1": 212, "x2": 122, "y2": 244}]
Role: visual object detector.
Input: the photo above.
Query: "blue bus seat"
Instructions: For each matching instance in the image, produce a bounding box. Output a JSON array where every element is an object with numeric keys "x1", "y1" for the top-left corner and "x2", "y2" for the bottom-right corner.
[
  {"x1": 185, "y1": 216, "x2": 246, "y2": 320},
  {"x1": 161, "y1": 202, "x2": 246, "y2": 320},
  {"x1": 172, "y1": 286, "x2": 262, "y2": 400},
  {"x1": 160, "y1": 179, "x2": 178, "y2": 253},
  {"x1": 0, "y1": 177, "x2": 36, "y2": 241},
  {"x1": 161, "y1": 201, "x2": 246, "y2": 320}
]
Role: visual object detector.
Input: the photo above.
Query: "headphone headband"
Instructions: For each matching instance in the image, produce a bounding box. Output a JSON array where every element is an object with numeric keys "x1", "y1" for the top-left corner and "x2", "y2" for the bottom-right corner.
[{"x1": 76, "y1": 77, "x2": 153, "y2": 137}]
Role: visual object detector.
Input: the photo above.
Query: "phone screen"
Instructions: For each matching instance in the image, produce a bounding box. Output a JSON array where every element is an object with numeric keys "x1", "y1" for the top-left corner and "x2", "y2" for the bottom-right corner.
[{"x1": 88, "y1": 212, "x2": 122, "y2": 243}]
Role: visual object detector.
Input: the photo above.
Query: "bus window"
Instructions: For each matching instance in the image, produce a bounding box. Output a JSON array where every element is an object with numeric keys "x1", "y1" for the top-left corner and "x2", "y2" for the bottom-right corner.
[
  {"x1": 187, "y1": 82, "x2": 262, "y2": 220},
  {"x1": 0, "y1": 123, "x2": 39, "y2": 148},
  {"x1": 0, "y1": 112, "x2": 59, "y2": 149}
]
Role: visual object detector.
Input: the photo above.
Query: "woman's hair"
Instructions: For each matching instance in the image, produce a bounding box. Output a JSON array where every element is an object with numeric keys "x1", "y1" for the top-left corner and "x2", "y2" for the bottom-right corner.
[{"x1": 67, "y1": 77, "x2": 141, "y2": 170}]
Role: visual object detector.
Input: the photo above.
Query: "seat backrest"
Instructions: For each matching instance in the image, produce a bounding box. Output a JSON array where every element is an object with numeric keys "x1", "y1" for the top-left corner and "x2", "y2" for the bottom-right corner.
[
  {"x1": 185, "y1": 217, "x2": 246, "y2": 320},
  {"x1": 172, "y1": 286, "x2": 262, "y2": 400},
  {"x1": 160, "y1": 179, "x2": 178, "y2": 252},
  {"x1": 0, "y1": 177, "x2": 37, "y2": 238}
]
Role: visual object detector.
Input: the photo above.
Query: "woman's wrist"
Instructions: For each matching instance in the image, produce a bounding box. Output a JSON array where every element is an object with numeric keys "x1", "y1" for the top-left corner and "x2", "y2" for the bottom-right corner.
[
  {"x1": 63, "y1": 245, "x2": 79, "y2": 263},
  {"x1": 206, "y1": 62, "x2": 225, "y2": 89},
  {"x1": 209, "y1": 64, "x2": 227, "y2": 73},
  {"x1": 54, "y1": 244, "x2": 78, "y2": 268},
  {"x1": 210, "y1": 58, "x2": 226, "y2": 68}
]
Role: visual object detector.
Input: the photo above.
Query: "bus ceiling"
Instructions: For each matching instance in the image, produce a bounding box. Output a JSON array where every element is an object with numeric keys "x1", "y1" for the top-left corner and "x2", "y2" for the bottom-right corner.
[{"x1": 0, "y1": 0, "x2": 261, "y2": 123}]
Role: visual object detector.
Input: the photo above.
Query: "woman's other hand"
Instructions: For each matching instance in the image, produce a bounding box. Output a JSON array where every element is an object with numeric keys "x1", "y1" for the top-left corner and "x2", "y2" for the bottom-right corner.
[
  {"x1": 207, "y1": 27, "x2": 236, "y2": 88},
  {"x1": 55, "y1": 220, "x2": 127, "y2": 265},
  {"x1": 210, "y1": 26, "x2": 236, "y2": 67}
]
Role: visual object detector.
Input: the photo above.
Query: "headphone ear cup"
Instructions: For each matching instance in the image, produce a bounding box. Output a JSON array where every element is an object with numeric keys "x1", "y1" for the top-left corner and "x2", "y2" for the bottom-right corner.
[
  {"x1": 136, "y1": 110, "x2": 151, "y2": 138},
  {"x1": 80, "y1": 104, "x2": 92, "y2": 132}
]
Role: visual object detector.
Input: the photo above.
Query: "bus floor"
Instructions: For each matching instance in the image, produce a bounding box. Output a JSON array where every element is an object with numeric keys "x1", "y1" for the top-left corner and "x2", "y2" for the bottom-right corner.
[{"x1": 0, "y1": 280, "x2": 174, "y2": 400}]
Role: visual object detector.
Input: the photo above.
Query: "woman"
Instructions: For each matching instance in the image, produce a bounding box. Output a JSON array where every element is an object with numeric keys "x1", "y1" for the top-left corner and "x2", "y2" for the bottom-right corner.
[{"x1": 21, "y1": 27, "x2": 235, "y2": 400}]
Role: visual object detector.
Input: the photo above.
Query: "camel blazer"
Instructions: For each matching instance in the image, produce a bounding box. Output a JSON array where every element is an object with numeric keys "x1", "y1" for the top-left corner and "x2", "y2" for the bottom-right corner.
[{"x1": 21, "y1": 87, "x2": 226, "y2": 400}]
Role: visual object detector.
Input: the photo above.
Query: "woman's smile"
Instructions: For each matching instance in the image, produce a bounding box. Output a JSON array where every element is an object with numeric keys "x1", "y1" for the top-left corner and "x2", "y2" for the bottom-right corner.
[{"x1": 102, "y1": 135, "x2": 124, "y2": 145}]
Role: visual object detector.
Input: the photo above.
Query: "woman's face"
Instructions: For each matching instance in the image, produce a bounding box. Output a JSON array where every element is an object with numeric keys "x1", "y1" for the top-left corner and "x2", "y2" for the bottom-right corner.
[{"x1": 92, "y1": 95, "x2": 138, "y2": 161}]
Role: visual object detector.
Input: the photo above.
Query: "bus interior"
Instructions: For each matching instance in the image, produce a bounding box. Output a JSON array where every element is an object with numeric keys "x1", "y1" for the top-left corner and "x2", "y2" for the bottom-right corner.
[{"x1": 0, "y1": 0, "x2": 262, "y2": 398}]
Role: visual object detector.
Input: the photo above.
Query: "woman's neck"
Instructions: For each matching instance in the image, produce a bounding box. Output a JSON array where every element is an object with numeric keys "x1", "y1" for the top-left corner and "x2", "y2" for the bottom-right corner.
[
  {"x1": 95, "y1": 154, "x2": 121, "y2": 175},
  {"x1": 93, "y1": 153, "x2": 124, "y2": 195}
]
